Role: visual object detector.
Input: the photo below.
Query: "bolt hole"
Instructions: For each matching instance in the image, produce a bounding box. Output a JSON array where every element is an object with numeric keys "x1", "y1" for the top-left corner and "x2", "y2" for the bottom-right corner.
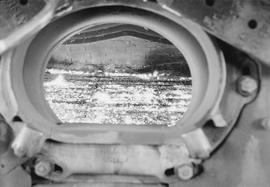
[
  {"x1": 164, "y1": 167, "x2": 175, "y2": 177},
  {"x1": 13, "y1": 116, "x2": 23, "y2": 122},
  {"x1": 19, "y1": 0, "x2": 28, "y2": 5},
  {"x1": 242, "y1": 66, "x2": 251, "y2": 75},
  {"x1": 248, "y1": 19, "x2": 258, "y2": 29},
  {"x1": 0, "y1": 164, "x2": 5, "y2": 168},
  {"x1": 205, "y1": 0, "x2": 215, "y2": 6},
  {"x1": 204, "y1": 119, "x2": 215, "y2": 127},
  {"x1": 54, "y1": 164, "x2": 63, "y2": 174}
]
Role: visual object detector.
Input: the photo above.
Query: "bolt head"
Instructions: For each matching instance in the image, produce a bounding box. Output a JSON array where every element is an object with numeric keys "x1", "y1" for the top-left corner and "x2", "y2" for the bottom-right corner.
[
  {"x1": 35, "y1": 160, "x2": 52, "y2": 177},
  {"x1": 176, "y1": 164, "x2": 196, "y2": 180},
  {"x1": 260, "y1": 118, "x2": 270, "y2": 130},
  {"x1": 238, "y1": 76, "x2": 258, "y2": 96}
]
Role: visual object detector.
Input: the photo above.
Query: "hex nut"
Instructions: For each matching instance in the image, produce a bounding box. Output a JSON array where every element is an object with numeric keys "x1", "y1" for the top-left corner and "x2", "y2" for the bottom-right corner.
[
  {"x1": 35, "y1": 160, "x2": 52, "y2": 177},
  {"x1": 176, "y1": 163, "x2": 199, "y2": 181},
  {"x1": 237, "y1": 76, "x2": 258, "y2": 96}
]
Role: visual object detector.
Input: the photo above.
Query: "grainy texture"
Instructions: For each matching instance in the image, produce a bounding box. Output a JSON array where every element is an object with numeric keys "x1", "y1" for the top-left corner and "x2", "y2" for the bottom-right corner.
[{"x1": 43, "y1": 33, "x2": 191, "y2": 126}]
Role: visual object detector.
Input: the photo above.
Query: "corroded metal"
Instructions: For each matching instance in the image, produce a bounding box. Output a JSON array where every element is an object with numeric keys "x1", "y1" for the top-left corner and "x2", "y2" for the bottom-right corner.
[
  {"x1": 156, "y1": 0, "x2": 270, "y2": 66},
  {"x1": 0, "y1": 0, "x2": 59, "y2": 54},
  {"x1": 44, "y1": 33, "x2": 191, "y2": 125},
  {"x1": 6, "y1": 5, "x2": 227, "y2": 146},
  {"x1": 0, "y1": 1, "x2": 268, "y2": 187},
  {"x1": 37, "y1": 143, "x2": 197, "y2": 183}
]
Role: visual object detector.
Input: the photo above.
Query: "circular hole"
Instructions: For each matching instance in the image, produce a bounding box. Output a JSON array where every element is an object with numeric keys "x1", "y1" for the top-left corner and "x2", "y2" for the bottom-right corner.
[
  {"x1": 43, "y1": 24, "x2": 192, "y2": 126},
  {"x1": 13, "y1": 115, "x2": 23, "y2": 122},
  {"x1": 164, "y1": 167, "x2": 175, "y2": 177},
  {"x1": 205, "y1": 0, "x2": 215, "y2": 6},
  {"x1": 248, "y1": 19, "x2": 257, "y2": 29},
  {"x1": 53, "y1": 164, "x2": 63, "y2": 174},
  {"x1": 19, "y1": 0, "x2": 28, "y2": 6}
]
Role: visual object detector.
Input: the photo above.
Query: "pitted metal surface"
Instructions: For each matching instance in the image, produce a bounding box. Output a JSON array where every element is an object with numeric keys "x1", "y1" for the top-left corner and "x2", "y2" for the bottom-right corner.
[{"x1": 0, "y1": 1, "x2": 269, "y2": 187}]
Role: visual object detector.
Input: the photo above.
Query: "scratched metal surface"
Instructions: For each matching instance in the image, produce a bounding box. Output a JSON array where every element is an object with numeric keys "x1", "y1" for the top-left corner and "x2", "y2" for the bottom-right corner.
[
  {"x1": 43, "y1": 31, "x2": 192, "y2": 126},
  {"x1": 44, "y1": 69, "x2": 191, "y2": 125}
]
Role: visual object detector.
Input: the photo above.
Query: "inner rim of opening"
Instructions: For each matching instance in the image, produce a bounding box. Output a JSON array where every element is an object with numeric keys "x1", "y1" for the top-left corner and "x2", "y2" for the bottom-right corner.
[{"x1": 43, "y1": 23, "x2": 192, "y2": 126}]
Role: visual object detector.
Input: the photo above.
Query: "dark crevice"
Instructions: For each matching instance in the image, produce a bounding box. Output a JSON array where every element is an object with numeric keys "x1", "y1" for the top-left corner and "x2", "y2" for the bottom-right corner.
[
  {"x1": 205, "y1": 0, "x2": 215, "y2": 6},
  {"x1": 13, "y1": 116, "x2": 23, "y2": 122},
  {"x1": 164, "y1": 167, "x2": 175, "y2": 177},
  {"x1": 19, "y1": 0, "x2": 28, "y2": 6},
  {"x1": 248, "y1": 19, "x2": 258, "y2": 29}
]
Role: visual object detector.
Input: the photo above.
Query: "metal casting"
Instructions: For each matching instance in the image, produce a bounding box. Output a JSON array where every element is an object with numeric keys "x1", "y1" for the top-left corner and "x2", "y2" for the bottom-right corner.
[{"x1": 0, "y1": 0, "x2": 268, "y2": 187}]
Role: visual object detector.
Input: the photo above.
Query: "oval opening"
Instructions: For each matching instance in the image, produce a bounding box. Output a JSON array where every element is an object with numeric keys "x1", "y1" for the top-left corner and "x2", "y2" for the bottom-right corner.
[{"x1": 43, "y1": 24, "x2": 192, "y2": 126}]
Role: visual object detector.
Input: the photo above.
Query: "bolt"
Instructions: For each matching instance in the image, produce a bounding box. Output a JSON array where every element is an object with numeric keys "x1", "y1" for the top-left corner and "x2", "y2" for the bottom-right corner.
[
  {"x1": 260, "y1": 118, "x2": 270, "y2": 130},
  {"x1": 35, "y1": 160, "x2": 52, "y2": 177},
  {"x1": 175, "y1": 163, "x2": 199, "y2": 181},
  {"x1": 237, "y1": 76, "x2": 258, "y2": 97}
]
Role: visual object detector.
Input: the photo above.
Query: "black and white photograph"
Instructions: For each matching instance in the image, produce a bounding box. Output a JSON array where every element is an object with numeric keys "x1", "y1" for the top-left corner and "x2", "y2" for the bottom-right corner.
[{"x1": 0, "y1": 0, "x2": 269, "y2": 187}]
